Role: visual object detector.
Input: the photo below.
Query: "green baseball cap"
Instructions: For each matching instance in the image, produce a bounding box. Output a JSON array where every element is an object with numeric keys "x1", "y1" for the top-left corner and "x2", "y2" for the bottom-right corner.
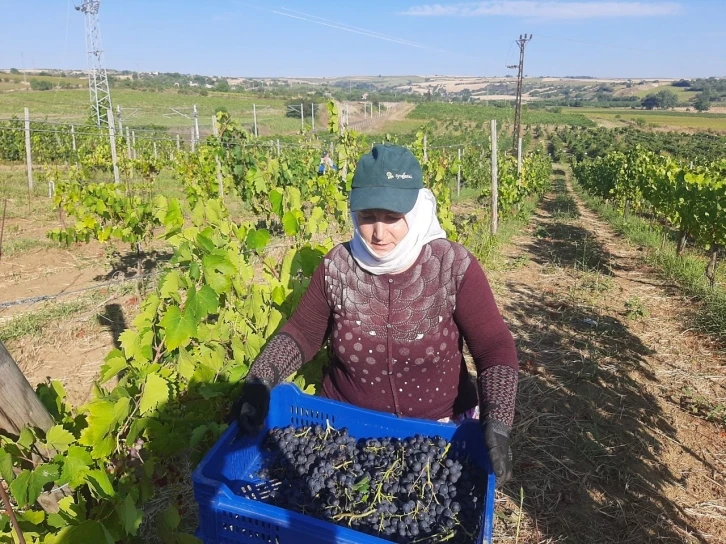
[{"x1": 350, "y1": 144, "x2": 423, "y2": 214}]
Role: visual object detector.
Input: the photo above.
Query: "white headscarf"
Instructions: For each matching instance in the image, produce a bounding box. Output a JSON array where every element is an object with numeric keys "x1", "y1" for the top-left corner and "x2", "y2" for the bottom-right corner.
[{"x1": 350, "y1": 188, "x2": 446, "y2": 275}]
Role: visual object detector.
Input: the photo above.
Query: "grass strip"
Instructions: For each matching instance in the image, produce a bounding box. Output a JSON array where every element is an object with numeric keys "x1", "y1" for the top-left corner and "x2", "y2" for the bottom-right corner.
[{"x1": 572, "y1": 179, "x2": 726, "y2": 343}]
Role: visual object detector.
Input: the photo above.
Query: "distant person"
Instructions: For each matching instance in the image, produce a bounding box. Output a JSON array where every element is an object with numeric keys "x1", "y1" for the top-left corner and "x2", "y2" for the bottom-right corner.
[{"x1": 317, "y1": 151, "x2": 337, "y2": 176}]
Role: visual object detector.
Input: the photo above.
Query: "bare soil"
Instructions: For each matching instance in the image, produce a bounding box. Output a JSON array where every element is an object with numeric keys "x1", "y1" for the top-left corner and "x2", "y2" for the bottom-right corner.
[{"x1": 488, "y1": 168, "x2": 726, "y2": 543}]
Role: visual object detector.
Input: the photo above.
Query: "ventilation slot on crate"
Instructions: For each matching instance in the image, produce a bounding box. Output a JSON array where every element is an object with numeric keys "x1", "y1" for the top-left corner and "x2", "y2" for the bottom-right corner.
[
  {"x1": 219, "y1": 512, "x2": 279, "y2": 542},
  {"x1": 289, "y1": 405, "x2": 335, "y2": 427}
]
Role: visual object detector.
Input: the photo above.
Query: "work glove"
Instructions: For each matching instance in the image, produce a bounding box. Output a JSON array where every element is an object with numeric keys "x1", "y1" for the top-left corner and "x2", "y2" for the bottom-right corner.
[
  {"x1": 234, "y1": 377, "x2": 274, "y2": 436},
  {"x1": 482, "y1": 405, "x2": 513, "y2": 486}
]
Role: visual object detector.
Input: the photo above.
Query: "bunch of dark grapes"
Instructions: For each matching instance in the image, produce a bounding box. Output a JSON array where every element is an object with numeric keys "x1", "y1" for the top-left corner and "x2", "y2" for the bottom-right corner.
[{"x1": 254, "y1": 425, "x2": 487, "y2": 543}]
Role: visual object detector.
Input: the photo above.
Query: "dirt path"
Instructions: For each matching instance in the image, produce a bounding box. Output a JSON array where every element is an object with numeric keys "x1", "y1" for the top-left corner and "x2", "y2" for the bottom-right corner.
[
  {"x1": 489, "y1": 167, "x2": 726, "y2": 543},
  {"x1": 351, "y1": 102, "x2": 416, "y2": 133}
]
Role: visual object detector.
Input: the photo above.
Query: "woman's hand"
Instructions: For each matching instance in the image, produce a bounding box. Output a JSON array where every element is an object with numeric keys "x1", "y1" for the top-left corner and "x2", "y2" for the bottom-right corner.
[
  {"x1": 483, "y1": 419, "x2": 513, "y2": 485},
  {"x1": 235, "y1": 378, "x2": 273, "y2": 435}
]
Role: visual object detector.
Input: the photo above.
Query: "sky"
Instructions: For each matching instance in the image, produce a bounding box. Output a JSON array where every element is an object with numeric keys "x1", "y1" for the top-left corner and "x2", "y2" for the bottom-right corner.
[{"x1": 0, "y1": 0, "x2": 724, "y2": 79}]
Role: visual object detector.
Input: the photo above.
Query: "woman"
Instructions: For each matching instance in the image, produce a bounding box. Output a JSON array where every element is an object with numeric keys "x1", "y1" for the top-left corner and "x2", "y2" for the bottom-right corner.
[{"x1": 237, "y1": 144, "x2": 518, "y2": 484}]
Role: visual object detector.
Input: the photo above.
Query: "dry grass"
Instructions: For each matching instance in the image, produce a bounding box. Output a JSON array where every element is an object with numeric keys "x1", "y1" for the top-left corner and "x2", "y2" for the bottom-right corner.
[{"x1": 485, "y1": 169, "x2": 726, "y2": 543}]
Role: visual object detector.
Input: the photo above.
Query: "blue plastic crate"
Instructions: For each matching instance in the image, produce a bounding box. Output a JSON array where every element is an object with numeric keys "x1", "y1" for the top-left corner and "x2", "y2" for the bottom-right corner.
[{"x1": 192, "y1": 384, "x2": 496, "y2": 544}]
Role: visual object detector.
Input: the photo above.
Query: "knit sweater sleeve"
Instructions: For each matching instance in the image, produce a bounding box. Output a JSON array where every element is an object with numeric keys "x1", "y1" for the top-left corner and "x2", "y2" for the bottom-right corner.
[
  {"x1": 453, "y1": 257, "x2": 519, "y2": 427},
  {"x1": 248, "y1": 258, "x2": 333, "y2": 384}
]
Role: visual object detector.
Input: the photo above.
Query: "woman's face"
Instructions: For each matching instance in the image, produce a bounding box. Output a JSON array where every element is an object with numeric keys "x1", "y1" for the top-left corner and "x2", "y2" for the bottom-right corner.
[{"x1": 356, "y1": 209, "x2": 409, "y2": 256}]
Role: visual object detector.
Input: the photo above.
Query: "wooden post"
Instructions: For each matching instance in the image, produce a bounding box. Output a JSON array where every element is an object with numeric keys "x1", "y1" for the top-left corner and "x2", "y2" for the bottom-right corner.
[
  {"x1": 423, "y1": 134, "x2": 428, "y2": 162},
  {"x1": 491, "y1": 120, "x2": 498, "y2": 235},
  {"x1": 70, "y1": 125, "x2": 76, "y2": 152},
  {"x1": 212, "y1": 116, "x2": 223, "y2": 197},
  {"x1": 106, "y1": 108, "x2": 121, "y2": 184},
  {"x1": 517, "y1": 137, "x2": 523, "y2": 180},
  {"x1": 0, "y1": 342, "x2": 54, "y2": 435},
  {"x1": 311, "y1": 103, "x2": 315, "y2": 131},
  {"x1": 457, "y1": 148, "x2": 461, "y2": 197},
  {"x1": 24, "y1": 108, "x2": 33, "y2": 192},
  {"x1": 253, "y1": 104, "x2": 258, "y2": 137}
]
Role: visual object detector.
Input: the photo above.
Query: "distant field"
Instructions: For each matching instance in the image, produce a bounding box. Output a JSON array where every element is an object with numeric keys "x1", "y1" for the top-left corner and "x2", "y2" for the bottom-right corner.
[
  {"x1": 410, "y1": 103, "x2": 595, "y2": 127},
  {"x1": 570, "y1": 107, "x2": 726, "y2": 131},
  {"x1": 0, "y1": 89, "x2": 304, "y2": 134},
  {"x1": 631, "y1": 84, "x2": 695, "y2": 103}
]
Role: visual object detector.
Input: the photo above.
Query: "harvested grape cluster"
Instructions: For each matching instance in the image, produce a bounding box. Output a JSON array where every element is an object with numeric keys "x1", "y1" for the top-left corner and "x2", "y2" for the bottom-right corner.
[{"x1": 256, "y1": 424, "x2": 487, "y2": 543}]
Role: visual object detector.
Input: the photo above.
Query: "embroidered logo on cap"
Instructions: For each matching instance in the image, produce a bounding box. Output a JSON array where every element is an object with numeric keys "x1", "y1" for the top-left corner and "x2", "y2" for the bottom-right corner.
[{"x1": 386, "y1": 172, "x2": 413, "y2": 180}]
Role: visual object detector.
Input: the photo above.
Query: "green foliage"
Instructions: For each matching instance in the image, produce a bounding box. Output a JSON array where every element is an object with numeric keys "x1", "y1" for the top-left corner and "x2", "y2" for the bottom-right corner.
[
  {"x1": 573, "y1": 148, "x2": 726, "y2": 275},
  {"x1": 30, "y1": 80, "x2": 54, "y2": 91},
  {"x1": 410, "y1": 102, "x2": 595, "y2": 128}
]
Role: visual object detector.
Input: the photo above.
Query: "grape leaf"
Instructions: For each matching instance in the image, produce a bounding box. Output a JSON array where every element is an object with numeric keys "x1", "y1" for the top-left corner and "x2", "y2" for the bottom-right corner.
[
  {"x1": 78, "y1": 401, "x2": 117, "y2": 447},
  {"x1": 52, "y1": 519, "x2": 114, "y2": 544},
  {"x1": 45, "y1": 425, "x2": 76, "y2": 453},
  {"x1": 282, "y1": 211, "x2": 299, "y2": 236},
  {"x1": 139, "y1": 373, "x2": 169, "y2": 415},
  {"x1": 163, "y1": 198, "x2": 184, "y2": 230},
  {"x1": 9, "y1": 464, "x2": 59, "y2": 507},
  {"x1": 116, "y1": 493, "x2": 142, "y2": 536},
  {"x1": 197, "y1": 286, "x2": 219, "y2": 316},
  {"x1": 160, "y1": 306, "x2": 196, "y2": 351},
  {"x1": 99, "y1": 351, "x2": 128, "y2": 384},
  {"x1": 20, "y1": 509, "x2": 45, "y2": 525},
  {"x1": 86, "y1": 469, "x2": 115, "y2": 499},
  {"x1": 59, "y1": 446, "x2": 93, "y2": 488},
  {"x1": 0, "y1": 448, "x2": 15, "y2": 484},
  {"x1": 160, "y1": 270, "x2": 182, "y2": 300},
  {"x1": 202, "y1": 253, "x2": 236, "y2": 294},
  {"x1": 177, "y1": 348, "x2": 197, "y2": 381},
  {"x1": 269, "y1": 188, "x2": 284, "y2": 218},
  {"x1": 245, "y1": 228, "x2": 270, "y2": 251}
]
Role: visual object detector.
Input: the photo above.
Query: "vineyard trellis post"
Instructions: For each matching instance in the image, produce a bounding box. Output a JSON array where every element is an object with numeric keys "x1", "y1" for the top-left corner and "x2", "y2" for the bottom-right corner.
[
  {"x1": 24, "y1": 108, "x2": 33, "y2": 192},
  {"x1": 212, "y1": 116, "x2": 223, "y2": 197},
  {"x1": 276, "y1": 139, "x2": 280, "y2": 157},
  {"x1": 153, "y1": 142, "x2": 158, "y2": 160},
  {"x1": 193, "y1": 104, "x2": 200, "y2": 143},
  {"x1": 253, "y1": 104, "x2": 258, "y2": 137},
  {"x1": 71, "y1": 125, "x2": 76, "y2": 152},
  {"x1": 117, "y1": 105, "x2": 123, "y2": 135},
  {"x1": 0, "y1": 341, "x2": 55, "y2": 436},
  {"x1": 491, "y1": 119, "x2": 499, "y2": 235},
  {"x1": 423, "y1": 134, "x2": 428, "y2": 162},
  {"x1": 131, "y1": 130, "x2": 137, "y2": 160},
  {"x1": 301, "y1": 103, "x2": 304, "y2": 132},
  {"x1": 126, "y1": 127, "x2": 131, "y2": 159},
  {"x1": 191, "y1": 126, "x2": 196, "y2": 152},
  {"x1": 517, "y1": 137, "x2": 523, "y2": 180},
  {"x1": 311, "y1": 103, "x2": 315, "y2": 131},
  {"x1": 457, "y1": 148, "x2": 461, "y2": 197},
  {"x1": 106, "y1": 107, "x2": 121, "y2": 184},
  {"x1": 176, "y1": 134, "x2": 181, "y2": 152}
]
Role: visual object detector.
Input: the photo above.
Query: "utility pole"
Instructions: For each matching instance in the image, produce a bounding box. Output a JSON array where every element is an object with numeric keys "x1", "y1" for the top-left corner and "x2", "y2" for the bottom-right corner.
[{"x1": 508, "y1": 34, "x2": 532, "y2": 154}]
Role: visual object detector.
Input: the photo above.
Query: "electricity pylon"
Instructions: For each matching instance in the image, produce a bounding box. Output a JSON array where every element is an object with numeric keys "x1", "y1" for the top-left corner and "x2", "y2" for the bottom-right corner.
[{"x1": 76, "y1": 1, "x2": 113, "y2": 127}]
